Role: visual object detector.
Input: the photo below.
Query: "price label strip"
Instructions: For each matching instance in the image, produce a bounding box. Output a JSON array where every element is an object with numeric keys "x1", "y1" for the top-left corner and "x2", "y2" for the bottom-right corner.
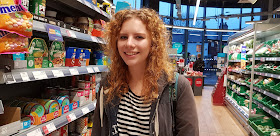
[
  {"x1": 66, "y1": 113, "x2": 77, "y2": 122},
  {"x1": 33, "y1": 71, "x2": 48, "y2": 80},
  {"x1": 42, "y1": 122, "x2": 56, "y2": 134},
  {"x1": 69, "y1": 68, "x2": 79, "y2": 75},
  {"x1": 27, "y1": 128, "x2": 43, "y2": 136},
  {"x1": 87, "y1": 67, "x2": 94, "y2": 73},
  {"x1": 20, "y1": 72, "x2": 30, "y2": 81},
  {"x1": 5, "y1": 73, "x2": 16, "y2": 84},
  {"x1": 52, "y1": 70, "x2": 64, "y2": 77},
  {"x1": 93, "y1": 67, "x2": 100, "y2": 72},
  {"x1": 82, "y1": 107, "x2": 90, "y2": 115}
]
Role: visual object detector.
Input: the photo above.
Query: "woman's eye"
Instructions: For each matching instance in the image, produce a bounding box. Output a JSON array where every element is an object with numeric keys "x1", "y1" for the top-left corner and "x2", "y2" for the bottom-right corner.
[
  {"x1": 136, "y1": 36, "x2": 144, "y2": 39},
  {"x1": 120, "y1": 36, "x2": 127, "y2": 39}
]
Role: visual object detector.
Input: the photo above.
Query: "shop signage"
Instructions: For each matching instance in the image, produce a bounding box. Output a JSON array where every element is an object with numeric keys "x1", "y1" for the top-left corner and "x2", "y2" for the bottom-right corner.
[
  {"x1": 45, "y1": 24, "x2": 63, "y2": 42},
  {"x1": 195, "y1": 78, "x2": 203, "y2": 87}
]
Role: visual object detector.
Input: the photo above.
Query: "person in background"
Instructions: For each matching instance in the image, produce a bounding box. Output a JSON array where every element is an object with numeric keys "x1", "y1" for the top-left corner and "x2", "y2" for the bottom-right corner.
[
  {"x1": 92, "y1": 8, "x2": 199, "y2": 136},
  {"x1": 193, "y1": 54, "x2": 205, "y2": 72}
]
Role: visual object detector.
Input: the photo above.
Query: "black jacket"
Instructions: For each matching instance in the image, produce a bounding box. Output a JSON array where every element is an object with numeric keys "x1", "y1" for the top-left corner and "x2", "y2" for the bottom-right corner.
[
  {"x1": 193, "y1": 58, "x2": 204, "y2": 72},
  {"x1": 92, "y1": 73, "x2": 199, "y2": 136}
]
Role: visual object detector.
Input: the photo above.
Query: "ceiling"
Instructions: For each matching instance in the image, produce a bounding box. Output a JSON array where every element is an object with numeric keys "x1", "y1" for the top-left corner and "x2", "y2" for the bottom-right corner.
[{"x1": 159, "y1": 0, "x2": 280, "y2": 9}]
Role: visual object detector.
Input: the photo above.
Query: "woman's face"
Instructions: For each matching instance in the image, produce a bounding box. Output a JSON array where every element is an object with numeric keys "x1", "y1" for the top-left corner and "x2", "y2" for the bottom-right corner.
[{"x1": 117, "y1": 17, "x2": 152, "y2": 68}]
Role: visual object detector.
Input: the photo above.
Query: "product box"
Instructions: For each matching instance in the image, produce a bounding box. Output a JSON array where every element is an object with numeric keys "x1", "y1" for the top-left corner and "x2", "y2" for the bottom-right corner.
[
  {"x1": 27, "y1": 38, "x2": 49, "y2": 68},
  {"x1": 75, "y1": 48, "x2": 85, "y2": 67},
  {"x1": 29, "y1": 0, "x2": 46, "y2": 17},
  {"x1": 65, "y1": 47, "x2": 77, "y2": 67},
  {"x1": 49, "y1": 41, "x2": 66, "y2": 67},
  {"x1": 14, "y1": 60, "x2": 27, "y2": 69},
  {"x1": 0, "y1": 107, "x2": 21, "y2": 136},
  {"x1": 84, "y1": 49, "x2": 91, "y2": 66}
]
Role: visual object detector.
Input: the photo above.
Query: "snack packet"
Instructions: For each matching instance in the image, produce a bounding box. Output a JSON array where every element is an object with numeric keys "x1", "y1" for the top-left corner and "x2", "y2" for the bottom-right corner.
[
  {"x1": 0, "y1": 0, "x2": 33, "y2": 37},
  {"x1": 0, "y1": 30, "x2": 29, "y2": 54}
]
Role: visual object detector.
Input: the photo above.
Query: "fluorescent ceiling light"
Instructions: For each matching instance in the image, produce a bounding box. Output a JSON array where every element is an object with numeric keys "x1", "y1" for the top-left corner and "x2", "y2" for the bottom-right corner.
[
  {"x1": 205, "y1": 34, "x2": 219, "y2": 36},
  {"x1": 190, "y1": 34, "x2": 201, "y2": 36},
  {"x1": 206, "y1": 29, "x2": 240, "y2": 32},
  {"x1": 245, "y1": 21, "x2": 263, "y2": 24},
  {"x1": 165, "y1": 25, "x2": 240, "y2": 32},
  {"x1": 193, "y1": 0, "x2": 201, "y2": 26}
]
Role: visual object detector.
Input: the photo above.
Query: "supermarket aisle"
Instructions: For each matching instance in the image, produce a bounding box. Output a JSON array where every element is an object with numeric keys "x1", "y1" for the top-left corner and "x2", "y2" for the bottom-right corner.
[{"x1": 195, "y1": 86, "x2": 248, "y2": 136}]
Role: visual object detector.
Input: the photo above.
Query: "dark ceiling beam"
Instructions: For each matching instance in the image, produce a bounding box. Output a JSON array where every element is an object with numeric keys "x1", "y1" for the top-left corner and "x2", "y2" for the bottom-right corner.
[{"x1": 143, "y1": 0, "x2": 159, "y2": 12}]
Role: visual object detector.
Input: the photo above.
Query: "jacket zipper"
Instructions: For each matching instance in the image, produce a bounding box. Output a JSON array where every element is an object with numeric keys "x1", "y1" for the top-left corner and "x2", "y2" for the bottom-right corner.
[{"x1": 151, "y1": 96, "x2": 161, "y2": 136}]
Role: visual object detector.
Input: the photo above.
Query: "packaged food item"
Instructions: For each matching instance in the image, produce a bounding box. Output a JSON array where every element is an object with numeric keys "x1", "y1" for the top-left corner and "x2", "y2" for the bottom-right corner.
[
  {"x1": 29, "y1": 0, "x2": 46, "y2": 17},
  {"x1": 23, "y1": 102, "x2": 45, "y2": 117},
  {"x1": 65, "y1": 47, "x2": 76, "y2": 67},
  {"x1": 76, "y1": 117, "x2": 88, "y2": 134},
  {"x1": 21, "y1": 116, "x2": 31, "y2": 129},
  {"x1": 70, "y1": 89, "x2": 86, "y2": 105},
  {"x1": 49, "y1": 41, "x2": 66, "y2": 67},
  {"x1": 32, "y1": 99, "x2": 60, "y2": 114},
  {"x1": 27, "y1": 38, "x2": 48, "y2": 68},
  {"x1": 51, "y1": 96, "x2": 70, "y2": 107},
  {"x1": 0, "y1": 32, "x2": 29, "y2": 54},
  {"x1": 76, "y1": 17, "x2": 89, "y2": 30},
  {"x1": 0, "y1": 0, "x2": 33, "y2": 37},
  {"x1": 21, "y1": 0, "x2": 29, "y2": 10},
  {"x1": 75, "y1": 48, "x2": 85, "y2": 66},
  {"x1": 58, "y1": 88, "x2": 70, "y2": 96},
  {"x1": 60, "y1": 125, "x2": 68, "y2": 136},
  {"x1": 68, "y1": 121, "x2": 76, "y2": 133},
  {"x1": 78, "y1": 80, "x2": 90, "y2": 89},
  {"x1": 84, "y1": 49, "x2": 91, "y2": 66}
]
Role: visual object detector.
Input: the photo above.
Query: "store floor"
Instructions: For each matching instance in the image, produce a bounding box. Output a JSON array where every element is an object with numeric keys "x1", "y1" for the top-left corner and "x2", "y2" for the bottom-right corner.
[{"x1": 195, "y1": 86, "x2": 248, "y2": 136}]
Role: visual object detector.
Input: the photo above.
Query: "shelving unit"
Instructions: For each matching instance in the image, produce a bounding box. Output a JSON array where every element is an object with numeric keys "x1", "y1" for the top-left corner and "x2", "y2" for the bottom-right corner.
[
  {"x1": 0, "y1": 65, "x2": 108, "y2": 84},
  {"x1": 225, "y1": 19, "x2": 280, "y2": 136},
  {"x1": 0, "y1": 0, "x2": 110, "y2": 135},
  {"x1": 14, "y1": 101, "x2": 96, "y2": 136},
  {"x1": 33, "y1": 20, "x2": 105, "y2": 44},
  {"x1": 228, "y1": 86, "x2": 246, "y2": 96},
  {"x1": 252, "y1": 100, "x2": 280, "y2": 121}
]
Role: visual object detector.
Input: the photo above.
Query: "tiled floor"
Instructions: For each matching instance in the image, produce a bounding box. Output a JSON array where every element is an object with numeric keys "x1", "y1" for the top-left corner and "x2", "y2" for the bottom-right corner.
[{"x1": 195, "y1": 86, "x2": 248, "y2": 136}]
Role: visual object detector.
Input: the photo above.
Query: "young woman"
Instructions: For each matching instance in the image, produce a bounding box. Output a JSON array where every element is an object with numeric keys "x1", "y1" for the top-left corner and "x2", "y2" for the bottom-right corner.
[{"x1": 92, "y1": 8, "x2": 199, "y2": 136}]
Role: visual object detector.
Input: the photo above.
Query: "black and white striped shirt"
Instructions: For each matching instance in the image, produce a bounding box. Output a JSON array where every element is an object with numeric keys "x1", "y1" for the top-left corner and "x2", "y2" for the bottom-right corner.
[{"x1": 117, "y1": 89, "x2": 152, "y2": 136}]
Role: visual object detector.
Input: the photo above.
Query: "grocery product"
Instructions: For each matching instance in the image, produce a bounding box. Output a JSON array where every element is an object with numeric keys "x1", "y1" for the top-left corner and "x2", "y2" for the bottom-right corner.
[
  {"x1": 60, "y1": 124, "x2": 68, "y2": 136},
  {"x1": 76, "y1": 117, "x2": 88, "y2": 134},
  {"x1": 0, "y1": 32, "x2": 29, "y2": 54},
  {"x1": 76, "y1": 17, "x2": 89, "y2": 30},
  {"x1": 84, "y1": 49, "x2": 91, "y2": 66},
  {"x1": 21, "y1": 116, "x2": 31, "y2": 129},
  {"x1": 68, "y1": 121, "x2": 76, "y2": 133},
  {"x1": 49, "y1": 41, "x2": 66, "y2": 67},
  {"x1": 21, "y1": 0, "x2": 29, "y2": 10},
  {"x1": 65, "y1": 47, "x2": 76, "y2": 67},
  {"x1": 23, "y1": 102, "x2": 45, "y2": 117},
  {"x1": 32, "y1": 99, "x2": 60, "y2": 114},
  {"x1": 52, "y1": 96, "x2": 70, "y2": 107},
  {"x1": 75, "y1": 48, "x2": 85, "y2": 66},
  {"x1": 29, "y1": 0, "x2": 46, "y2": 17},
  {"x1": 58, "y1": 88, "x2": 70, "y2": 96},
  {"x1": 0, "y1": 0, "x2": 33, "y2": 37},
  {"x1": 78, "y1": 80, "x2": 90, "y2": 89},
  {"x1": 27, "y1": 38, "x2": 48, "y2": 68}
]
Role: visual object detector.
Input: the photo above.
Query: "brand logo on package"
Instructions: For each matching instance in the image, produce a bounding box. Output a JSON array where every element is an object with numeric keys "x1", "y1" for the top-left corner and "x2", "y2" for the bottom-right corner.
[
  {"x1": 0, "y1": 4, "x2": 25, "y2": 14},
  {"x1": 195, "y1": 78, "x2": 203, "y2": 87},
  {"x1": 45, "y1": 24, "x2": 63, "y2": 42},
  {"x1": 41, "y1": 115, "x2": 47, "y2": 123},
  {"x1": 63, "y1": 105, "x2": 69, "y2": 113},
  {"x1": 85, "y1": 90, "x2": 90, "y2": 96},
  {"x1": 73, "y1": 102, "x2": 78, "y2": 109},
  {"x1": 54, "y1": 111, "x2": 59, "y2": 118}
]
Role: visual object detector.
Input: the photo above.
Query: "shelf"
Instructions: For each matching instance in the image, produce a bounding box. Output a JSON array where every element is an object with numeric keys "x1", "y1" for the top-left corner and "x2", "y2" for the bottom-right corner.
[
  {"x1": 229, "y1": 60, "x2": 241, "y2": 62},
  {"x1": 231, "y1": 70, "x2": 251, "y2": 74},
  {"x1": 252, "y1": 100, "x2": 280, "y2": 121},
  {"x1": 33, "y1": 20, "x2": 105, "y2": 44},
  {"x1": 255, "y1": 71, "x2": 280, "y2": 79},
  {"x1": 253, "y1": 87, "x2": 280, "y2": 101},
  {"x1": 228, "y1": 27, "x2": 254, "y2": 45},
  {"x1": 228, "y1": 79, "x2": 247, "y2": 86},
  {"x1": 225, "y1": 95, "x2": 249, "y2": 118},
  {"x1": 248, "y1": 125, "x2": 260, "y2": 136},
  {"x1": 0, "y1": 65, "x2": 108, "y2": 84},
  {"x1": 249, "y1": 57, "x2": 280, "y2": 62},
  {"x1": 14, "y1": 101, "x2": 96, "y2": 136},
  {"x1": 228, "y1": 87, "x2": 246, "y2": 96},
  {"x1": 48, "y1": 0, "x2": 110, "y2": 21}
]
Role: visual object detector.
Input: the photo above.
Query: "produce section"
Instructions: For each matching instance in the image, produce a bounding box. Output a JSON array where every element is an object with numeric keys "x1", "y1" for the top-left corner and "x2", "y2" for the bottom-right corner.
[{"x1": 226, "y1": 19, "x2": 280, "y2": 136}]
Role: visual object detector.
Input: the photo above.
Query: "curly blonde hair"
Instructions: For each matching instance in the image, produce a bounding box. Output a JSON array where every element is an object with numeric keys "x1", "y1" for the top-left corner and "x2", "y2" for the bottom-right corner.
[{"x1": 103, "y1": 8, "x2": 174, "y2": 102}]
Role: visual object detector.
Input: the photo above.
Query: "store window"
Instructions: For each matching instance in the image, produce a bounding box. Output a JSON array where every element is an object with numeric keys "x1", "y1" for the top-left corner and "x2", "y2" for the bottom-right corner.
[
  {"x1": 223, "y1": 8, "x2": 241, "y2": 30},
  {"x1": 113, "y1": 0, "x2": 141, "y2": 9},
  {"x1": 241, "y1": 8, "x2": 252, "y2": 29},
  {"x1": 159, "y1": 1, "x2": 171, "y2": 25},
  {"x1": 189, "y1": 6, "x2": 204, "y2": 28},
  {"x1": 253, "y1": 8, "x2": 261, "y2": 21},
  {"x1": 172, "y1": 5, "x2": 187, "y2": 34},
  {"x1": 206, "y1": 7, "x2": 222, "y2": 29}
]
